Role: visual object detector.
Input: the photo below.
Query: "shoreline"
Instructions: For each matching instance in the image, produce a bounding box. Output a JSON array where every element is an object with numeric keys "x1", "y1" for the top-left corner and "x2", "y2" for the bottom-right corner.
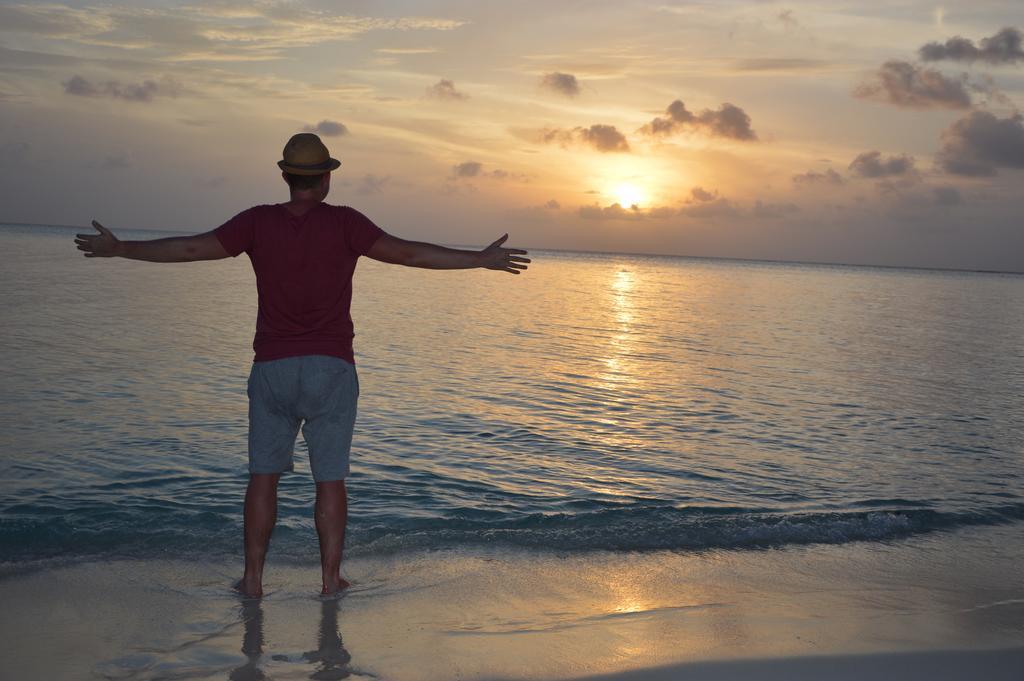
[{"x1": 1, "y1": 524, "x2": 1021, "y2": 680}]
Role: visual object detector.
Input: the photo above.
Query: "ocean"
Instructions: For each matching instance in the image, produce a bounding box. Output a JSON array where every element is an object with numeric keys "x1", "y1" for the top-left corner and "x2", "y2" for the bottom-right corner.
[{"x1": 2, "y1": 221, "x2": 1023, "y2": 569}]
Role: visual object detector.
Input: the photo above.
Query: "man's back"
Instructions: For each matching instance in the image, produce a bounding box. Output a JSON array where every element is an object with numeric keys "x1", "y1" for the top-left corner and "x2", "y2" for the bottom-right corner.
[
  {"x1": 74, "y1": 131, "x2": 528, "y2": 597},
  {"x1": 215, "y1": 202, "x2": 384, "y2": 364}
]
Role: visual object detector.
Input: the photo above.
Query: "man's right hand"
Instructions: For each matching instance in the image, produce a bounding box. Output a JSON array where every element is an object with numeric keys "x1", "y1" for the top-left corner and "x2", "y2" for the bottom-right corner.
[
  {"x1": 479, "y1": 234, "x2": 530, "y2": 274},
  {"x1": 366, "y1": 232, "x2": 530, "y2": 273}
]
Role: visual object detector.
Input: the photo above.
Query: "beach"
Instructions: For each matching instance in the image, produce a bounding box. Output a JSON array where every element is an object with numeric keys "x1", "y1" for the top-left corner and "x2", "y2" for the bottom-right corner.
[
  {"x1": 3, "y1": 524, "x2": 1023, "y2": 679},
  {"x1": 2, "y1": 223, "x2": 1023, "y2": 679}
]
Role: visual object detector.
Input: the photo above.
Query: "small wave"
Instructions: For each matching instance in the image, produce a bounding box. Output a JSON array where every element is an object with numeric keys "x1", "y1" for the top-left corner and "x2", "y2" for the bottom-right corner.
[
  {"x1": 2, "y1": 501, "x2": 1023, "y2": 571},
  {"x1": 351, "y1": 502, "x2": 1024, "y2": 553}
]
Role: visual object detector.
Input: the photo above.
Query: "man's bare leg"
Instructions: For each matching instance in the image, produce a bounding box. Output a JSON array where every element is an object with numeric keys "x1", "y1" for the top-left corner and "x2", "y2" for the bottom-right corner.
[
  {"x1": 238, "y1": 472, "x2": 281, "y2": 598},
  {"x1": 315, "y1": 480, "x2": 350, "y2": 595}
]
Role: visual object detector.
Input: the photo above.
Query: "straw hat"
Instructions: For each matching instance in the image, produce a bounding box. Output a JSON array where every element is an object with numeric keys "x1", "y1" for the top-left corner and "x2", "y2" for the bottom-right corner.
[{"x1": 277, "y1": 133, "x2": 341, "y2": 175}]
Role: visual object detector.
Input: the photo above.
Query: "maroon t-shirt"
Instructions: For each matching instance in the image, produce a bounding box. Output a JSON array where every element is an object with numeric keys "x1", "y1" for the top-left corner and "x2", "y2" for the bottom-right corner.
[{"x1": 214, "y1": 202, "x2": 385, "y2": 364}]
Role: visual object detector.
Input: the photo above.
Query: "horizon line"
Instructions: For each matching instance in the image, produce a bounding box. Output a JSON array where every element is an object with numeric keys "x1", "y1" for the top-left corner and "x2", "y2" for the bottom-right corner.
[{"x1": 4, "y1": 219, "x2": 1022, "y2": 277}]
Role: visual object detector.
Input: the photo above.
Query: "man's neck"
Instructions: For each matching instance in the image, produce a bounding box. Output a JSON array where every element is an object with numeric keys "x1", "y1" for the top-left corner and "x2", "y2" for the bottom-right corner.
[{"x1": 283, "y1": 193, "x2": 323, "y2": 216}]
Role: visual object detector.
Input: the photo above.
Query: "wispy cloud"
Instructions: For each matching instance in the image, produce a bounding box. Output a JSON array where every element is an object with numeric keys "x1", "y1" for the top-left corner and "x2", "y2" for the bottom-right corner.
[
  {"x1": 62, "y1": 74, "x2": 179, "y2": 102},
  {"x1": 729, "y1": 58, "x2": 834, "y2": 73},
  {"x1": 0, "y1": 3, "x2": 465, "y2": 61},
  {"x1": 375, "y1": 47, "x2": 438, "y2": 55}
]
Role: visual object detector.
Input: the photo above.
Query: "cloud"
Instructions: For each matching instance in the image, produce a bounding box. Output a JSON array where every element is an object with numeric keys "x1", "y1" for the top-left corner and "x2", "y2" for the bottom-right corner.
[
  {"x1": 683, "y1": 195, "x2": 797, "y2": 219},
  {"x1": 543, "y1": 199, "x2": 560, "y2": 209},
  {"x1": 62, "y1": 74, "x2": 99, "y2": 96},
  {"x1": 450, "y1": 161, "x2": 520, "y2": 180},
  {"x1": 680, "y1": 197, "x2": 738, "y2": 218},
  {"x1": 647, "y1": 206, "x2": 678, "y2": 219},
  {"x1": 452, "y1": 161, "x2": 481, "y2": 177},
  {"x1": 793, "y1": 168, "x2": 844, "y2": 186},
  {"x1": 919, "y1": 27, "x2": 1024, "y2": 65},
  {"x1": 853, "y1": 60, "x2": 972, "y2": 109},
  {"x1": 540, "y1": 72, "x2": 579, "y2": 97},
  {"x1": 426, "y1": 79, "x2": 467, "y2": 100},
  {"x1": 688, "y1": 186, "x2": 718, "y2": 202},
  {"x1": 0, "y1": 141, "x2": 30, "y2": 161},
  {"x1": 933, "y1": 186, "x2": 962, "y2": 205},
  {"x1": 375, "y1": 47, "x2": 437, "y2": 55},
  {"x1": 355, "y1": 174, "x2": 389, "y2": 195},
  {"x1": 678, "y1": 189, "x2": 742, "y2": 219},
  {"x1": 62, "y1": 74, "x2": 171, "y2": 102},
  {"x1": 305, "y1": 120, "x2": 348, "y2": 136},
  {"x1": 641, "y1": 100, "x2": 757, "y2": 141},
  {"x1": 89, "y1": 153, "x2": 130, "y2": 169},
  {"x1": 0, "y1": 5, "x2": 107, "y2": 38},
  {"x1": 539, "y1": 124, "x2": 630, "y2": 152},
  {"x1": 487, "y1": 167, "x2": 524, "y2": 180},
  {"x1": 730, "y1": 58, "x2": 833, "y2": 73},
  {"x1": 579, "y1": 202, "x2": 644, "y2": 220},
  {"x1": 577, "y1": 124, "x2": 629, "y2": 152},
  {"x1": 752, "y1": 200, "x2": 799, "y2": 219},
  {"x1": 192, "y1": 175, "x2": 227, "y2": 189},
  {"x1": 849, "y1": 151, "x2": 916, "y2": 178},
  {"x1": 937, "y1": 111, "x2": 1024, "y2": 176},
  {"x1": 578, "y1": 201, "x2": 680, "y2": 220},
  {"x1": 777, "y1": 10, "x2": 801, "y2": 30}
]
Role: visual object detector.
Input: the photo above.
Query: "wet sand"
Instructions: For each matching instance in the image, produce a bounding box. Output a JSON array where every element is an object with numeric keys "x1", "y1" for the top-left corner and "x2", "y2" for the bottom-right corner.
[
  {"x1": 1, "y1": 524, "x2": 1022, "y2": 680},
  {"x1": 560, "y1": 648, "x2": 1024, "y2": 681}
]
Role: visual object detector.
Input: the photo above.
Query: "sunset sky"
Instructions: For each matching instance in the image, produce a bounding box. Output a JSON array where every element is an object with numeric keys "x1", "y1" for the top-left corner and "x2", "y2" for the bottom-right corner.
[{"x1": 1, "y1": 1, "x2": 1023, "y2": 270}]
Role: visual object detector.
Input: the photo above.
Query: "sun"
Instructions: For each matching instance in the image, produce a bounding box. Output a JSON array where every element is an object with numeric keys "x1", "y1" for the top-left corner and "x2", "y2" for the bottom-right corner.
[{"x1": 613, "y1": 182, "x2": 646, "y2": 208}]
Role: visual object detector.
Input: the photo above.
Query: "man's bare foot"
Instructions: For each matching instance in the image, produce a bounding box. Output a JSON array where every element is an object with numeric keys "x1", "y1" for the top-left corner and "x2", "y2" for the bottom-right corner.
[
  {"x1": 234, "y1": 577, "x2": 263, "y2": 599},
  {"x1": 321, "y1": 576, "x2": 351, "y2": 596}
]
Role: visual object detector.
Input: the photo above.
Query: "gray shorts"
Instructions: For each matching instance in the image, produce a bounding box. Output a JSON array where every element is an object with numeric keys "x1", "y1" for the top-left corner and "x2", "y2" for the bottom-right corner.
[{"x1": 247, "y1": 354, "x2": 359, "y2": 482}]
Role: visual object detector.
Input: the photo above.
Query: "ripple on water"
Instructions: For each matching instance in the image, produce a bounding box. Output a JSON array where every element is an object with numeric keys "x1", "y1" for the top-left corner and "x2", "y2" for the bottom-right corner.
[{"x1": 1, "y1": 227, "x2": 1024, "y2": 564}]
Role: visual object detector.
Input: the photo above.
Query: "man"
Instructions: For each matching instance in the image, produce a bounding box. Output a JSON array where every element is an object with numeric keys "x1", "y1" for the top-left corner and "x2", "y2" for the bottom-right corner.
[{"x1": 74, "y1": 132, "x2": 530, "y2": 597}]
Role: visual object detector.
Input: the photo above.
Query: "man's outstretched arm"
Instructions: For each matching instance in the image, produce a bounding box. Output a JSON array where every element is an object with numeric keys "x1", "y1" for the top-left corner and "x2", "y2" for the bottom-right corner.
[
  {"x1": 74, "y1": 220, "x2": 230, "y2": 262},
  {"x1": 366, "y1": 233, "x2": 530, "y2": 274}
]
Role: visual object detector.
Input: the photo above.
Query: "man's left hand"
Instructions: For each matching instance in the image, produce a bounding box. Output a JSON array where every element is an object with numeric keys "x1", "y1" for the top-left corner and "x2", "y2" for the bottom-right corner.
[{"x1": 75, "y1": 221, "x2": 123, "y2": 258}]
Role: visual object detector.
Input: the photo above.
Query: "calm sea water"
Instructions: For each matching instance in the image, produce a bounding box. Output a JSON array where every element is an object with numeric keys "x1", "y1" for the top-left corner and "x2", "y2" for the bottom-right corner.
[{"x1": 1, "y1": 222, "x2": 1023, "y2": 568}]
